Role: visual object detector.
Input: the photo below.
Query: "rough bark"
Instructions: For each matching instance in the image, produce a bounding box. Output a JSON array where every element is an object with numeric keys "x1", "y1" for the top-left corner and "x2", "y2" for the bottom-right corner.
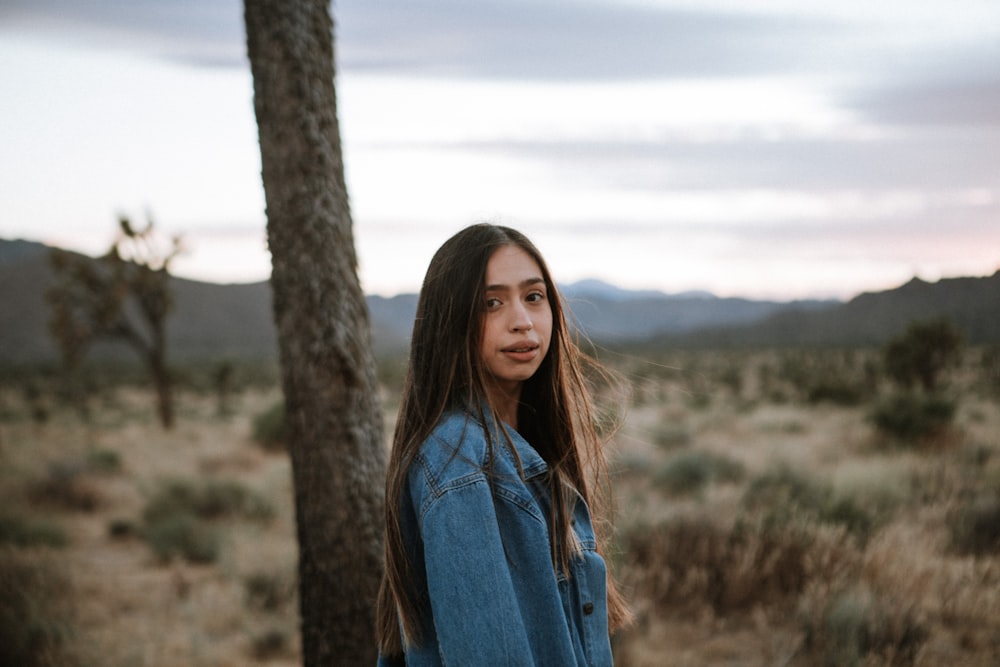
[{"x1": 243, "y1": 1, "x2": 386, "y2": 664}]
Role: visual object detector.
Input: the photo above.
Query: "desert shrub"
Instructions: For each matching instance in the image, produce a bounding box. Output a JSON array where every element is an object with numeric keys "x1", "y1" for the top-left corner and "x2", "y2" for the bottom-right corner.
[
  {"x1": 24, "y1": 452, "x2": 121, "y2": 513},
  {"x1": 948, "y1": 494, "x2": 1000, "y2": 556},
  {"x1": 978, "y1": 344, "x2": 1000, "y2": 396},
  {"x1": 820, "y1": 497, "x2": 876, "y2": 545},
  {"x1": 654, "y1": 449, "x2": 745, "y2": 496},
  {"x1": 252, "y1": 400, "x2": 287, "y2": 451},
  {"x1": 743, "y1": 464, "x2": 881, "y2": 543},
  {"x1": 143, "y1": 478, "x2": 275, "y2": 524},
  {"x1": 27, "y1": 462, "x2": 102, "y2": 512},
  {"x1": 806, "y1": 376, "x2": 866, "y2": 406},
  {"x1": 774, "y1": 351, "x2": 805, "y2": 386},
  {"x1": 245, "y1": 570, "x2": 296, "y2": 612},
  {"x1": 883, "y1": 317, "x2": 963, "y2": 392},
  {"x1": 957, "y1": 441, "x2": 994, "y2": 470},
  {"x1": 798, "y1": 585, "x2": 927, "y2": 667},
  {"x1": 651, "y1": 423, "x2": 693, "y2": 450},
  {"x1": 142, "y1": 480, "x2": 201, "y2": 524},
  {"x1": 716, "y1": 362, "x2": 743, "y2": 396},
  {"x1": 831, "y1": 463, "x2": 911, "y2": 532},
  {"x1": 621, "y1": 513, "x2": 856, "y2": 616},
  {"x1": 0, "y1": 512, "x2": 67, "y2": 549},
  {"x1": 869, "y1": 392, "x2": 956, "y2": 443},
  {"x1": 22, "y1": 379, "x2": 50, "y2": 424},
  {"x1": 685, "y1": 392, "x2": 712, "y2": 410},
  {"x1": 142, "y1": 512, "x2": 221, "y2": 564},
  {"x1": 743, "y1": 464, "x2": 828, "y2": 518},
  {"x1": 251, "y1": 627, "x2": 292, "y2": 660},
  {"x1": 0, "y1": 548, "x2": 78, "y2": 667},
  {"x1": 195, "y1": 480, "x2": 275, "y2": 521},
  {"x1": 85, "y1": 448, "x2": 121, "y2": 474},
  {"x1": 376, "y1": 354, "x2": 408, "y2": 397},
  {"x1": 107, "y1": 518, "x2": 137, "y2": 539},
  {"x1": 140, "y1": 478, "x2": 273, "y2": 564}
]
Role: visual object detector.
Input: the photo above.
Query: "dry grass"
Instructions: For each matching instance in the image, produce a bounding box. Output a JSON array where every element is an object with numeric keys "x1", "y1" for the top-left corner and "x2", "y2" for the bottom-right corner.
[
  {"x1": 0, "y1": 386, "x2": 300, "y2": 666},
  {"x1": 1, "y1": 347, "x2": 998, "y2": 666},
  {"x1": 611, "y1": 349, "x2": 1000, "y2": 666}
]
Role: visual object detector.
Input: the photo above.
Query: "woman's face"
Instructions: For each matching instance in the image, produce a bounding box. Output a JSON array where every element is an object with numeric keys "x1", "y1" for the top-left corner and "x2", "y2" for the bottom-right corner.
[{"x1": 479, "y1": 244, "x2": 553, "y2": 394}]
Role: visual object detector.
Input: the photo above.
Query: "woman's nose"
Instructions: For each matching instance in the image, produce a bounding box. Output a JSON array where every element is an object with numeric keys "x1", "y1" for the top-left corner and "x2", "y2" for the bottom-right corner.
[{"x1": 510, "y1": 303, "x2": 533, "y2": 332}]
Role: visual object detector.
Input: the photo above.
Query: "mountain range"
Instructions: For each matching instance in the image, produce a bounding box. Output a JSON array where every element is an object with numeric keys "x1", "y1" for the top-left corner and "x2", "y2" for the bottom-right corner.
[{"x1": 1, "y1": 237, "x2": 998, "y2": 367}]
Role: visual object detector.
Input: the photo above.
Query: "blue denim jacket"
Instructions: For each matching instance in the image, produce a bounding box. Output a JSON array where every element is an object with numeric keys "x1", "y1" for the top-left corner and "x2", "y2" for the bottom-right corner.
[{"x1": 380, "y1": 409, "x2": 613, "y2": 666}]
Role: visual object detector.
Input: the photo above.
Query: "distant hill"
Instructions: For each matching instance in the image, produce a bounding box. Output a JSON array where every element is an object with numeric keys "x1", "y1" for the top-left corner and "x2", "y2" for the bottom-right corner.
[
  {"x1": 0, "y1": 242, "x2": 276, "y2": 365},
  {"x1": 1, "y1": 237, "x2": 997, "y2": 366},
  {"x1": 0, "y1": 238, "x2": 49, "y2": 266},
  {"x1": 654, "y1": 272, "x2": 1000, "y2": 348},
  {"x1": 0, "y1": 239, "x2": 414, "y2": 365},
  {"x1": 561, "y1": 279, "x2": 835, "y2": 342}
]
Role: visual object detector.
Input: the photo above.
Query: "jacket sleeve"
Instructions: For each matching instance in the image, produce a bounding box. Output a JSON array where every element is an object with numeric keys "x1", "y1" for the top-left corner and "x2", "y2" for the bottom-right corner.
[{"x1": 418, "y1": 476, "x2": 536, "y2": 666}]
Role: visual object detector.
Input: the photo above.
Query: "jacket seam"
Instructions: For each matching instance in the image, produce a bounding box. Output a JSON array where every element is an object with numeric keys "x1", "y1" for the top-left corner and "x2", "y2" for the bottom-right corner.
[{"x1": 418, "y1": 474, "x2": 548, "y2": 528}]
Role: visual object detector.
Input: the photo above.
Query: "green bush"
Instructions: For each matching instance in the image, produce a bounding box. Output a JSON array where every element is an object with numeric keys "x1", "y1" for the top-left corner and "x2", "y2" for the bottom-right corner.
[
  {"x1": 869, "y1": 392, "x2": 956, "y2": 442},
  {"x1": 252, "y1": 400, "x2": 287, "y2": 451},
  {"x1": 979, "y1": 345, "x2": 1000, "y2": 396},
  {"x1": 652, "y1": 424, "x2": 692, "y2": 450},
  {"x1": 655, "y1": 450, "x2": 745, "y2": 496},
  {"x1": 743, "y1": 464, "x2": 880, "y2": 543},
  {"x1": 143, "y1": 478, "x2": 274, "y2": 524},
  {"x1": 195, "y1": 480, "x2": 275, "y2": 521},
  {"x1": 743, "y1": 464, "x2": 828, "y2": 517},
  {"x1": 140, "y1": 478, "x2": 274, "y2": 564},
  {"x1": 820, "y1": 497, "x2": 875, "y2": 545},
  {"x1": 799, "y1": 585, "x2": 927, "y2": 667},
  {"x1": 27, "y1": 462, "x2": 101, "y2": 512},
  {"x1": 142, "y1": 512, "x2": 221, "y2": 564},
  {"x1": 0, "y1": 548, "x2": 78, "y2": 667},
  {"x1": 107, "y1": 517, "x2": 137, "y2": 540},
  {"x1": 0, "y1": 512, "x2": 67, "y2": 549},
  {"x1": 245, "y1": 570, "x2": 295, "y2": 612},
  {"x1": 85, "y1": 448, "x2": 122, "y2": 474},
  {"x1": 806, "y1": 377, "x2": 866, "y2": 406},
  {"x1": 948, "y1": 495, "x2": 1000, "y2": 556},
  {"x1": 883, "y1": 317, "x2": 962, "y2": 392},
  {"x1": 251, "y1": 627, "x2": 292, "y2": 661}
]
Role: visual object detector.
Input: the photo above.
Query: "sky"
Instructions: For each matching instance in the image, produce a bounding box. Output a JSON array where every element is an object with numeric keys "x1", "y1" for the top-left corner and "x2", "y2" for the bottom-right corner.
[{"x1": 1, "y1": 0, "x2": 998, "y2": 300}]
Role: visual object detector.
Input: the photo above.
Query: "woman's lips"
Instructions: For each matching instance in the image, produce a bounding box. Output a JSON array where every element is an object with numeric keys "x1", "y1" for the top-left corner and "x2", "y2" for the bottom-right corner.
[{"x1": 502, "y1": 342, "x2": 539, "y2": 361}]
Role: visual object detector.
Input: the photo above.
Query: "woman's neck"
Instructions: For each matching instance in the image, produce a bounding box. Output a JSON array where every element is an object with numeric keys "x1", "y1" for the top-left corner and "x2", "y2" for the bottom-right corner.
[{"x1": 485, "y1": 381, "x2": 522, "y2": 429}]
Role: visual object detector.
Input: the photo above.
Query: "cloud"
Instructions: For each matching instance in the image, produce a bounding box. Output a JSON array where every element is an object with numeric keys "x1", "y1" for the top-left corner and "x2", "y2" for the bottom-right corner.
[
  {"x1": 0, "y1": 0, "x2": 245, "y2": 67},
  {"x1": 3, "y1": 0, "x2": 998, "y2": 298},
  {"x1": 1, "y1": 0, "x2": 847, "y2": 78},
  {"x1": 337, "y1": 0, "x2": 842, "y2": 80},
  {"x1": 853, "y1": 75, "x2": 1000, "y2": 128},
  {"x1": 4, "y1": 0, "x2": 996, "y2": 107},
  {"x1": 461, "y1": 130, "x2": 1000, "y2": 192},
  {"x1": 836, "y1": 33, "x2": 1000, "y2": 127}
]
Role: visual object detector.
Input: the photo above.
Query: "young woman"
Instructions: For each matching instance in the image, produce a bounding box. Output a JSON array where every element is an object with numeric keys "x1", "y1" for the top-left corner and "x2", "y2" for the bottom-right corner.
[{"x1": 376, "y1": 224, "x2": 630, "y2": 666}]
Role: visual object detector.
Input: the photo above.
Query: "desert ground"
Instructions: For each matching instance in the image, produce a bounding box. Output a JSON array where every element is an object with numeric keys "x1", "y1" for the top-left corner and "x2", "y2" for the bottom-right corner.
[{"x1": 2, "y1": 345, "x2": 998, "y2": 666}]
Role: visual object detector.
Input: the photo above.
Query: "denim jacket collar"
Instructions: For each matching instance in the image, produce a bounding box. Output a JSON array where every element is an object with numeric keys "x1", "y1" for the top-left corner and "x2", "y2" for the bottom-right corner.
[{"x1": 463, "y1": 404, "x2": 548, "y2": 480}]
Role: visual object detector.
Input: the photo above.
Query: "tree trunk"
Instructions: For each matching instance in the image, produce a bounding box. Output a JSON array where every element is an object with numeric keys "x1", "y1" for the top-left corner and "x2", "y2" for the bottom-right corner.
[
  {"x1": 150, "y1": 348, "x2": 174, "y2": 429},
  {"x1": 243, "y1": 2, "x2": 386, "y2": 665}
]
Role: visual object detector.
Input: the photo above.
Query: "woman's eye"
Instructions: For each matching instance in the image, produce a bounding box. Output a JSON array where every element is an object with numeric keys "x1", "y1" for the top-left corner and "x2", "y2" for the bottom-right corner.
[
  {"x1": 486, "y1": 297, "x2": 502, "y2": 308},
  {"x1": 526, "y1": 291, "x2": 545, "y2": 303}
]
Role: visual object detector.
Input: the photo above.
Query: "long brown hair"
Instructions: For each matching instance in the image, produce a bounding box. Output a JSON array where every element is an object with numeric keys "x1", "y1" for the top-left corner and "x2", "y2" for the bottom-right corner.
[{"x1": 376, "y1": 223, "x2": 630, "y2": 656}]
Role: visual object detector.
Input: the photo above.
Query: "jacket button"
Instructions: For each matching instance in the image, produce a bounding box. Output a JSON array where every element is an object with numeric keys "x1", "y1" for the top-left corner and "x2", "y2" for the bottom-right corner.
[{"x1": 583, "y1": 602, "x2": 594, "y2": 615}]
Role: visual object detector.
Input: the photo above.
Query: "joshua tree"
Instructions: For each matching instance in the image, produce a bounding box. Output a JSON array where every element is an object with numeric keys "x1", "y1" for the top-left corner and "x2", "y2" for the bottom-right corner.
[
  {"x1": 884, "y1": 317, "x2": 964, "y2": 392},
  {"x1": 244, "y1": 1, "x2": 386, "y2": 664},
  {"x1": 47, "y1": 216, "x2": 181, "y2": 428},
  {"x1": 871, "y1": 317, "x2": 965, "y2": 442}
]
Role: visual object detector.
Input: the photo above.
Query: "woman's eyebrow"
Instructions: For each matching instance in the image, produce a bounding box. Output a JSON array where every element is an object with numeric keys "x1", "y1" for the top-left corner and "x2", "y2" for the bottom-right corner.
[{"x1": 485, "y1": 277, "x2": 545, "y2": 292}]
